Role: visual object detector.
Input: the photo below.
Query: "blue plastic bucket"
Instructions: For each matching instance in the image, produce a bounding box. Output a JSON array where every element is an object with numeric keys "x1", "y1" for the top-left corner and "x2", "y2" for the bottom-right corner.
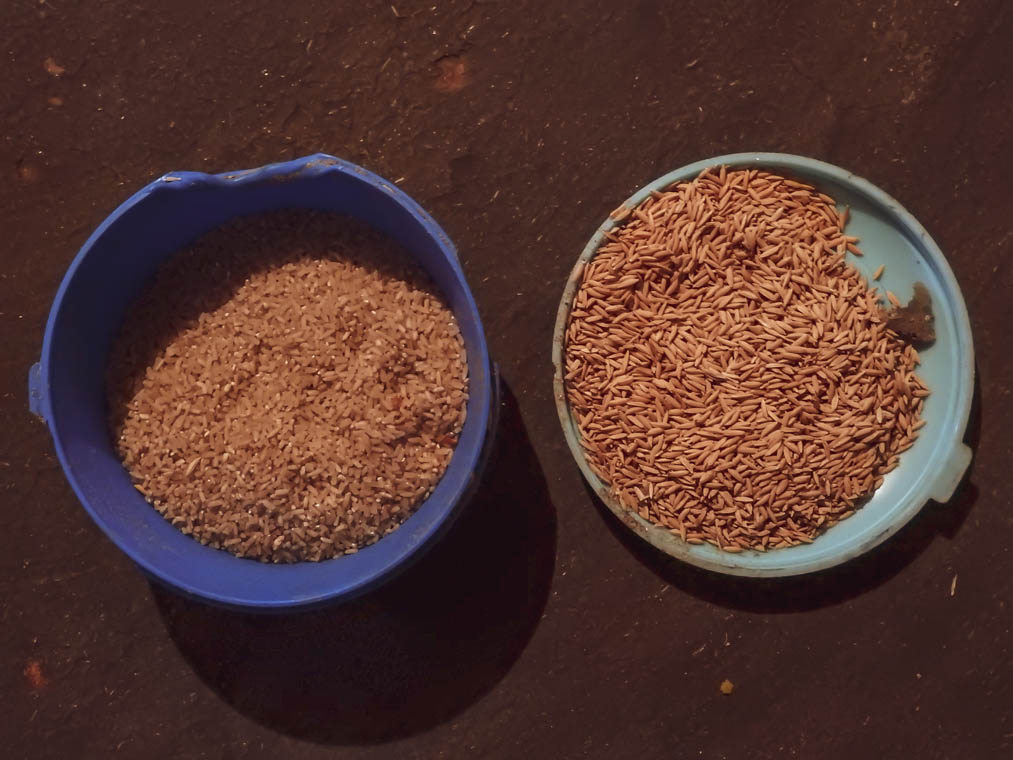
[
  {"x1": 29, "y1": 153, "x2": 494, "y2": 610},
  {"x1": 553, "y1": 153, "x2": 974, "y2": 577}
]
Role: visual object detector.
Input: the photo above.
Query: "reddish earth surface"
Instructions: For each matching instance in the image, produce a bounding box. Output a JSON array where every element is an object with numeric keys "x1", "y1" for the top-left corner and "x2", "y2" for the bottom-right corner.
[{"x1": 3, "y1": 1, "x2": 1011, "y2": 758}]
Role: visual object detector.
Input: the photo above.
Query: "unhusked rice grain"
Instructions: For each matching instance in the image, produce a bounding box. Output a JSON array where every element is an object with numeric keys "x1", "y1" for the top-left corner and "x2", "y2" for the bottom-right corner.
[
  {"x1": 564, "y1": 168, "x2": 928, "y2": 551},
  {"x1": 107, "y1": 210, "x2": 469, "y2": 563}
]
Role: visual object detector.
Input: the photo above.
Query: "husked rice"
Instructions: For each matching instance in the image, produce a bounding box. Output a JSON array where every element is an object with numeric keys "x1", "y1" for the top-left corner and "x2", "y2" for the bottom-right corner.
[
  {"x1": 108, "y1": 211, "x2": 469, "y2": 563},
  {"x1": 564, "y1": 168, "x2": 927, "y2": 551}
]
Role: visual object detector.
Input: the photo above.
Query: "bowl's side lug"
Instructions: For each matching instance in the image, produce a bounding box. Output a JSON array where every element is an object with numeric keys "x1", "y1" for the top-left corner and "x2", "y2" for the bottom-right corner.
[
  {"x1": 28, "y1": 361, "x2": 48, "y2": 424},
  {"x1": 928, "y1": 442, "x2": 973, "y2": 503}
]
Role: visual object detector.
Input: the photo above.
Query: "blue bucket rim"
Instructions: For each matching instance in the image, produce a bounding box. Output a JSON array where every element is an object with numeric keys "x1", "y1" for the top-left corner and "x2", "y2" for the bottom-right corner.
[{"x1": 33, "y1": 153, "x2": 493, "y2": 609}]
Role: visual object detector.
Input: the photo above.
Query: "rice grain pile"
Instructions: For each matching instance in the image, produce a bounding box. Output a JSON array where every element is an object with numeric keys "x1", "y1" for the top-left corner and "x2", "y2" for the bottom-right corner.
[
  {"x1": 108, "y1": 211, "x2": 468, "y2": 563},
  {"x1": 564, "y1": 167, "x2": 927, "y2": 551}
]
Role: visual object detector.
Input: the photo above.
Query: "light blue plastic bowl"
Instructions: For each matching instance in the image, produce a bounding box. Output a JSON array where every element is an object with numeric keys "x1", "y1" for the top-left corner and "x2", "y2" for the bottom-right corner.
[{"x1": 552, "y1": 153, "x2": 974, "y2": 577}]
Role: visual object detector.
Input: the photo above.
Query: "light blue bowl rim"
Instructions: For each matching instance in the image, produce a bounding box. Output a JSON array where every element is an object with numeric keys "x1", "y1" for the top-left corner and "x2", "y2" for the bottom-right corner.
[
  {"x1": 551, "y1": 152, "x2": 974, "y2": 577},
  {"x1": 30, "y1": 153, "x2": 493, "y2": 608}
]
